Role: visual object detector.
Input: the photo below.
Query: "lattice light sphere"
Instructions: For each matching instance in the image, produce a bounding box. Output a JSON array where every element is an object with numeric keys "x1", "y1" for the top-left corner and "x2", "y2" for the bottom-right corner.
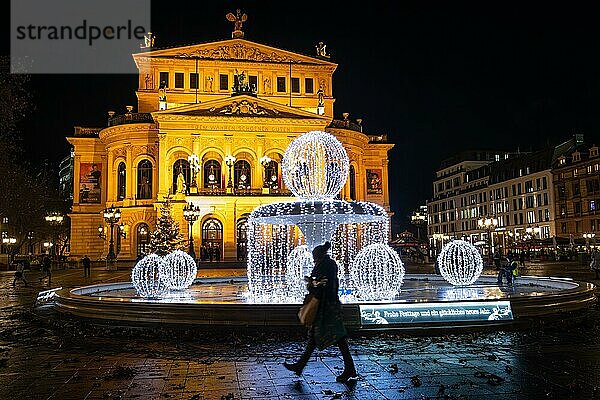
[
  {"x1": 161, "y1": 250, "x2": 197, "y2": 290},
  {"x1": 437, "y1": 240, "x2": 483, "y2": 286},
  {"x1": 285, "y1": 245, "x2": 314, "y2": 299},
  {"x1": 131, "y1": 254, "x2": 170, "y2": 298},
  {"x1": 350, "y1": 244, "x2": 404, "y2": 301},
  {"x1": 282, "y1": 131, "x2": 349, "y2": 200}
]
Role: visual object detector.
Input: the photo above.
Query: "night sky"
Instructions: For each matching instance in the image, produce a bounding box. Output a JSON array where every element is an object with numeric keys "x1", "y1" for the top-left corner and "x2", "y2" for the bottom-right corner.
[{"x1": 7, "y1": 1, "x2": 600, "y2": 228}]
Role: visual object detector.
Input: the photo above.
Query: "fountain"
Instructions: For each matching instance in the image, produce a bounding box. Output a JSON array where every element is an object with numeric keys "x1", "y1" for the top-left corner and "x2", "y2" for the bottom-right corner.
[{"x1": 246, "y1": 131, "x2": 390, "y2": 302}]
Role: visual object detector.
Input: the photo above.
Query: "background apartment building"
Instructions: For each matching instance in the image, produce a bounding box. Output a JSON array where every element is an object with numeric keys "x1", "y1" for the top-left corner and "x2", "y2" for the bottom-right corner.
[{"x1": 428, "y1": 137, "x2": 582, "y2": 257}]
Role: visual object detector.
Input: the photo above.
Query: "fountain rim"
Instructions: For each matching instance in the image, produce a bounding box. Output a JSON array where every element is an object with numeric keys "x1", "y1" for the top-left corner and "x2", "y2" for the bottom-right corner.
[{"x1": 248, "y1": 199, "x2": 388, "y2": 225}]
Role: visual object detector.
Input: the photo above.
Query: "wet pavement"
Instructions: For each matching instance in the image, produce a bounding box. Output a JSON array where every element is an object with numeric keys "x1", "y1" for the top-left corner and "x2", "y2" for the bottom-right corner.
[{"x1": 0, "y1": 262, "x2": 599, "y2": 399}]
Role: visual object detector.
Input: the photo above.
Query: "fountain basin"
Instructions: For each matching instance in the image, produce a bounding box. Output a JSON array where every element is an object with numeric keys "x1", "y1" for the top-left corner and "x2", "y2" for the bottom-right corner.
[{"x1": 52, "y1": 274, "x2": 596, "y2": 331}]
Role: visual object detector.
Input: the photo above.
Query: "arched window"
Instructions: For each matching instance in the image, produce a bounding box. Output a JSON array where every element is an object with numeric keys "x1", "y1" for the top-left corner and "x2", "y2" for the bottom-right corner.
[
  {"x1": 265, "y1": 161, "x2": 278, "y2": 189},
  {"x1": 349, "y1": 165, "x2": 356, "y2": 201},
  {"x1": 137, "y1": 160, "x2": 153, "y2": 199},
  {"x1": 117, "y1": 162, "x2": 126, "y2": 200},
  {"x1": 236, "y1": 216, "x2": 249, "y2": 261},
  {"x1": 234, "y1": 160, "x2": 251, "y2": 189},
  {"x1": 203, "y1": 160, "x2": 221, "y2": 189},
  {"x1": 172, "y1": 159, "x2": 191, "y2": 194},
  {"x1": 136, "y1": 223, "x2": 150, "y2": 257},
  {"x1": 202, "y1": 218, "x2": 223, "y2": 261}
]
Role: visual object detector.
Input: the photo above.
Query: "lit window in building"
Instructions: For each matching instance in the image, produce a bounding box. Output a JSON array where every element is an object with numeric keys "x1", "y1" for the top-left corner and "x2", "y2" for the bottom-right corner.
[
  {"x1": 190, "y1": 73, "x2": 199, "y2": 89},
  {"x1": 305, "y1": 77, "x2": 314, "y2": 93},
  {"x1": 175, "y1": 72, "x2": 184, "y2": 88},
  {"x1": 203, "y1": 160, "x2": 221, "y2": 189},
  {"x1": 276, "y1": 77, "x2": 286, "y2": 92},
  {"x1": 219, "y1": 74, "x2": 229, "y2": 91},
  {"x1": 137, "y1": 159, "x2": 153, "y2": 199},
  {"x1": 291, "y1": 77, "x2": 300, "y2": 93},
  {"x1": 159, "y1": 71, "x2": 169, "y2": 87},
  {"x1": 117, "y1": 162, "x2": 126, "y2": 200},
  {"x1": 234, "y1": 160, "x2": 251, "y2": 190},
  {"x1": 249, "y1": 75, "x2": 258, "y2": 91},
  {"x1": 172, "y1": 159, "x2": 191, "y2": 194}
]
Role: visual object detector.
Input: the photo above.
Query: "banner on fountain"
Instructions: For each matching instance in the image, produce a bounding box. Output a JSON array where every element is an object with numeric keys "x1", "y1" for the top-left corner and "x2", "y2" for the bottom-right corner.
[{"x1": 359, "y1": 301, "x2": 513, "y2": 325}]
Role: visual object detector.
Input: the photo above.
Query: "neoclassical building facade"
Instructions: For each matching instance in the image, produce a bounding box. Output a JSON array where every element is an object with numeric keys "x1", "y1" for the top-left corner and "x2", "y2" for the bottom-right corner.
[{"x1": 67, "y1": 27, "x2": 393, "y2": 262}]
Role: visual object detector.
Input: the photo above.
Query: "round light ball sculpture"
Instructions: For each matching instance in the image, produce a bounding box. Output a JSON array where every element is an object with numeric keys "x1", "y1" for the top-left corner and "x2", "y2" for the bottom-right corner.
[
  {"x1": 285, "y1": 245, "x2": 314, "y2": 299},
  {"x1": 350, "y1": 243, "x2": 405, "y2": 301},
  {"x1": 161, "y1": 250, "x2": 198, "y2": 290},
  {"x1": 131, "y1": 254, "x2": 170, "y2": 298},
  {"x1": 437, "y1": 240, "x2": 484, "y2": 286},
  {"x1": 282, "y1": 130, "x2": 349, "y2": 200}
]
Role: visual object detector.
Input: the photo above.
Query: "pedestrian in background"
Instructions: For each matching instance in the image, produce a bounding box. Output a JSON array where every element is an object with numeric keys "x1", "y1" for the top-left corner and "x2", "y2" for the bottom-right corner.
[
  {"x1": 590, "y1": 248, "x2": 600, "y2": 280},
  {"x1": 12, "y1": 262, "x2": 28, "y2": 287},
  {"x1": 40, "y1": 255, "x2": 52, "y2": 285},
  {"x1": 519, "y1": 251, "x2": 526, "y2": 267},
  {"x1": 284, "y1": 241, "x2": 357, "y2": 383},
  {"x1": 82, "y1": 255, "x2": 91, "y2": 277}
]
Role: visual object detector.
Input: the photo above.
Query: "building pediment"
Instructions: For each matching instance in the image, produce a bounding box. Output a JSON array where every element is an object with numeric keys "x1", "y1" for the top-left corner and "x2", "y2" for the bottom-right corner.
[
  {"x1": 133, "y1": 38, "x2": 337, "y2": 67},
  {"x1": 152, "y1": 95, "x2": 330, "y2": 121}
]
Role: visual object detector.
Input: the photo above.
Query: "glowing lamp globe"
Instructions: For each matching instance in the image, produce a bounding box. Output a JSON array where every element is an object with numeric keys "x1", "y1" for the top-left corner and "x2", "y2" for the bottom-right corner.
[
  {"x1": 285, "y1": 245, "x2": 314, "y2": 298},
  {"x1": 350, "y1": 244, "x2": 405, "y2": 301},
  {"x1": 161, "y1": 250, "x2": 197, "y2": 290},
  {"x1": 131, "y1": 254, "x2": 169, "y2": 298},
  {"x1": 282, "y1": 131, "x2": 349, "y2": 200},
  {"x1": 437, "y1": 240, "x2": 483, "y2": 286}
]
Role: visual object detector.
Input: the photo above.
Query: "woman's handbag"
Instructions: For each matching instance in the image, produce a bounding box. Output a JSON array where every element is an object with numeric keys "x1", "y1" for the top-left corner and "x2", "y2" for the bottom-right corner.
[{"x1": 298, "y1": 294, "x2": 319, "y2": 327}]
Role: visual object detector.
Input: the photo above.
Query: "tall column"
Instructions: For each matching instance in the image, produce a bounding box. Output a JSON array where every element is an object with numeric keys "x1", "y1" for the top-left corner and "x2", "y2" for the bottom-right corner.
[
  {"x1": 126, "y1": 145, "x2": 134, "y2": 201},
  {"x1": 381, "y1": 157, "x2": 390, "y2": 208},
  {"x1": 158, "y1": 134, "x2": 168, "y2": 199},
  {"x1": 73, "y1": 155, "x2": 81, "y2": 204},
  {"x1": 101, "y1": 154, "x2": 108, "y2": 206},
  {"x1": 192, "y1": 135, "x2": 201, "y2": 190},
  {"x1": 106, "y1": 150, "x2": 115, "y2": 203},
  {"x1": 255, "y1": 139, "x2": 264, "y2": 189}
]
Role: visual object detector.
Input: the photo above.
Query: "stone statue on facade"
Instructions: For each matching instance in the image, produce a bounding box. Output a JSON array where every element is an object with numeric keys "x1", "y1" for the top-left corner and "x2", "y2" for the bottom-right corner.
[
  {"x1": 144, "y1": 73, "x2": 153, "y2": 90},
  {"x1": 141, "y1": 32, "x2": 155, "y2": 49},
  {"x1": 176, "y1": 167, "x2": 186, "y2": 194},
  {"x1": 317, "y1": 85, "x2": 324, "y2": 107},
  {"x1": 158, "y1": 81, "x2": 167, "y2": 102},
  {"x1": 226, "y1": 9, "x2": 248, "y2": 39},
  {"x1": 263, "y1": 77, "x2": 271, "y2": 94},
  {"x1": 205, "y1": 75, "x2": 214, "y2": 92},
  {"x1": 315, "y1": 42, "x2": 329, "y2": 58}
]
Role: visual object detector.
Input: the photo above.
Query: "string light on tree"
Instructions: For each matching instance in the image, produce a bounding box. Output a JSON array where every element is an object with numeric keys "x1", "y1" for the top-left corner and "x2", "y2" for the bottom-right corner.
[
  {"x1": 350, "y1": 243, "x2": 404, "y2": 301},
  {"x1": 161, "y1": 250, "x2": 197, "y2": 290},
  {"x1": 146, "y1": 195, "x2": 187, "y2": 256},
  {"x1": 437, "y1": 240, "x2": 483, "y2": 286},
  {"x1": 131, "y1": 254, "x2": 169, "y2": 298}
]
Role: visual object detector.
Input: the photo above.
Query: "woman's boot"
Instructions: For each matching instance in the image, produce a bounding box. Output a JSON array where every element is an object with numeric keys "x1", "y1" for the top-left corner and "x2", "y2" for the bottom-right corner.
[{"x1": 284, "y1": 338, "x2": 316, "y2": 376}]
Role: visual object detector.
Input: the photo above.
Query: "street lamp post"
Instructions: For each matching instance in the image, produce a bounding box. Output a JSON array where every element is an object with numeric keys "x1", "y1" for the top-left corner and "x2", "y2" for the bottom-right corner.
[
  {"x1": 2, "y1": 236, "x2": 16, "y2": 267},
  {"x1": 183, "y1": 202, "x2": 201, "y2": 259},
  {"x1": 411, "y1": 211, "x2": 427, "y2": 241},
  {"x1": 224, "y1": 155, "x2": 236, "y2": 192},
  {"x1": 101, "y1": 205, "x2": 121, "y2": 262},
  {"x1": 45, "y1": 211, "x2": 64, "y2": 267},
  {"x1": 525, "y1": 225, "x2": 540, "y2": 259},
  {"x1": 584, "y1": 233, "x2": 596, "y2": 252},
  {"x1": 478, "y1": 216, "x2": 498, "y2": 264}
]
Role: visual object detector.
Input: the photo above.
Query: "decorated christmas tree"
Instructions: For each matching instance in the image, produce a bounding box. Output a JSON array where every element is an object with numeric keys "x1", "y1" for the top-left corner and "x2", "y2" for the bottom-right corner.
[{"x1": 146, "y1": 195, "x2": 187, "y2": 256}]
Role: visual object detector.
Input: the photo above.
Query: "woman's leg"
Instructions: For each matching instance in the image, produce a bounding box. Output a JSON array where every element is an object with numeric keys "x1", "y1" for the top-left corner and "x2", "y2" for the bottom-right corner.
[
  {"x1": 336, "y1": 337, "x2": 357, "y2": 382},
  {"x1": 284, "y1": 336, "x2": 316, "y2": 375}
]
